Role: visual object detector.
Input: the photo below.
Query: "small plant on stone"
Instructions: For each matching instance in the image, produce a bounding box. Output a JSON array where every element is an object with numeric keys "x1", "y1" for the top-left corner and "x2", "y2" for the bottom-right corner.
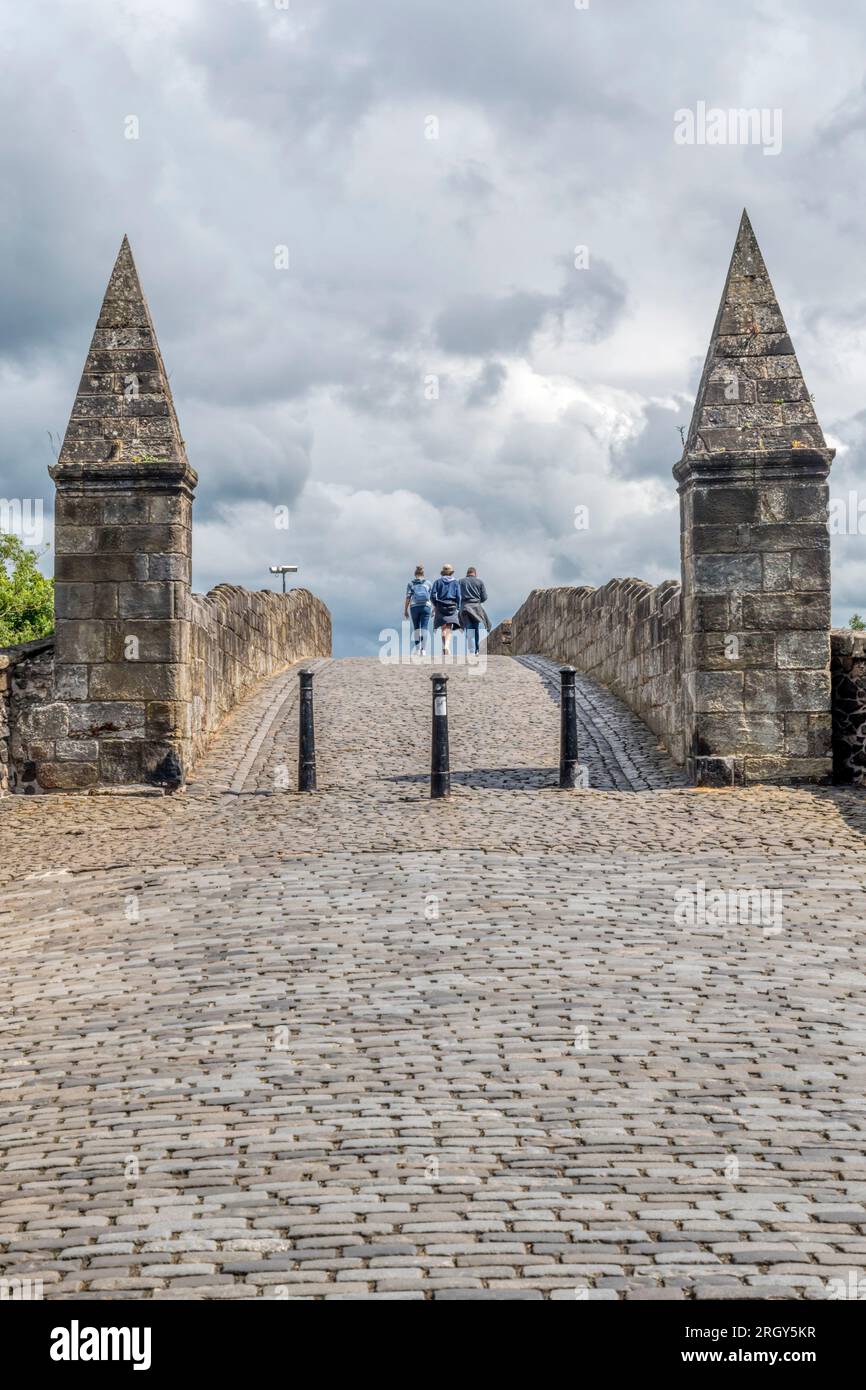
[{"x1": 850, "y1": 613, "x2": 866, "y2": 631}]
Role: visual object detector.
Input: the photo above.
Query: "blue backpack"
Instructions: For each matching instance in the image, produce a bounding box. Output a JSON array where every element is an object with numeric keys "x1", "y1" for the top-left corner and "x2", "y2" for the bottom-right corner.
[{"x1": 409, "y1": 578, "x2": 431, "y2": 606}]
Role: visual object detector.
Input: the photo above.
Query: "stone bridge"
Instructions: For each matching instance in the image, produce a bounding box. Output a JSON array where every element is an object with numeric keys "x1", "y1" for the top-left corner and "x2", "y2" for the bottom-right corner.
[
  {"x1": 3, "y1": 212, "x2": 865, "y2": 799},
  {"x1": 1, "y1": 215, "x2": 866, "y2": 1301}
]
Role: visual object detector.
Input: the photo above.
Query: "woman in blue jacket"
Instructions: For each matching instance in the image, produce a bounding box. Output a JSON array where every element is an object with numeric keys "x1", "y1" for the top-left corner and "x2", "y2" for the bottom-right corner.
[{"x1": 429, "y1": 563, "x2": 461, "y2": 657}]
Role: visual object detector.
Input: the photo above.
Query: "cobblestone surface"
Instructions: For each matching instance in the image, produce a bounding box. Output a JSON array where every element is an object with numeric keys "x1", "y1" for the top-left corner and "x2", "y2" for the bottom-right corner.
[
  {"x1": 1, "y1": 655, "x2": 866, "y2": 1300},
  {"x1": 514, "y1": 655, "x2": 688, "y2": 791}
]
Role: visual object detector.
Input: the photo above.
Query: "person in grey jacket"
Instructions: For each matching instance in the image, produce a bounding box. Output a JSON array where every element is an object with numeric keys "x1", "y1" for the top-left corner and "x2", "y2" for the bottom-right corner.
[{"x1": 459, "y1": 567, "x2": 489, "y2": 654}]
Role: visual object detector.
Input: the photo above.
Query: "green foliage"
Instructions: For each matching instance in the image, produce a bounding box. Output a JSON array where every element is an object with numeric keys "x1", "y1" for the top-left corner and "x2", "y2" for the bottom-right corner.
[
  {"x1": 850, "y1": 613, "x2": 866, "y2": 632},
  {"x1": 0, "y1": 533, "x2": 54, "y2": 646}
]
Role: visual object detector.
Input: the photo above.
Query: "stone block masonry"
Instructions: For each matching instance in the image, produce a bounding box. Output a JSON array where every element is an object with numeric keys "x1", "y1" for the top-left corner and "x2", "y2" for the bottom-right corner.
[
  {"x1": 188, "y1": 585, "x2": 330, "y2": 766},
  {"x1": 491, "y1": 595, "x2": 857, "y2": 785},
  {"x1": 1, "y1": 589, "x2": 331, "y2": 794},
  {"x1": 488, "y1": 580, "x2": 685, "y2": 764},
  {"x1": 830, "y1": 629, "x2": 866, "y2": 784},
  {"x1": 0, "y1": 638, "x2": 54, "y2": 793}
]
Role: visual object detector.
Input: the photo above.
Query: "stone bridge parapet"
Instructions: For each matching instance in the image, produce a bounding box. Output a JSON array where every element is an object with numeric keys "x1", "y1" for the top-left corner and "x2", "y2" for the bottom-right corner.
[
  {"x1": 491, "y1": 592, "x2": 865, "y2": 786},
  {"x1": 488, "y1": 579, "x2": 684, "y2": 764},
  {"x1": 189, "y1": 585, "x2": 330, "y2": 767}
]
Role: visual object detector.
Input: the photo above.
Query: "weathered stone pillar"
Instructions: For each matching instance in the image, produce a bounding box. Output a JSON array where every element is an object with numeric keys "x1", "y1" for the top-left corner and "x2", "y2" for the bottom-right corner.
[
  {"x1": 675, "y1": 210, "x2": 833, "y2": 786},
  {"x1": 48, "y1": 236, "x2": 197, "y2": 790}
]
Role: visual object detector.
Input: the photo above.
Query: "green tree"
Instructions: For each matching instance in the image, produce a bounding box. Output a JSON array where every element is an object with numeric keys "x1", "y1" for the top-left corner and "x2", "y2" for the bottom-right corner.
[
  {"x1": 850, "y1": 613, "x2": 866, "y2": 631},
  {"x1": 0, "y1": 534, "x2": 54, "y2": 646}
]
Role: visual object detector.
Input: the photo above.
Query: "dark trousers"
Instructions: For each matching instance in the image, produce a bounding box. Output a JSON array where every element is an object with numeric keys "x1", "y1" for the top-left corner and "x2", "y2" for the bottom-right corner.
[
  {"x1": 409, "y1": 604, "x2": 431, "y2": 649},
  {"x1": 463, "y1": 620, "x2": 481, "y2": 653}
]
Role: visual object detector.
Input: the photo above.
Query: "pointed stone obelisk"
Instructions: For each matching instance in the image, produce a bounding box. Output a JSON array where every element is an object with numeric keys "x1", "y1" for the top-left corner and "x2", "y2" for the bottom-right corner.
[
  {"x1": 674, "y1": 210, "x2": 833, "y2": 785},
  {"x1": 48, "y1": 236, "x2": 197, "y2": 789}
]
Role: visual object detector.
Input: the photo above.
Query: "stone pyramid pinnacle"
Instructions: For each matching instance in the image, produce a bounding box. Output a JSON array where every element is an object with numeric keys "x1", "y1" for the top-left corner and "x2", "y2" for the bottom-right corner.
[
  {"x1": 57, "y1": 236, "x2": 188, "y2": 470},
  {"x1": 682, "y1": 209, "x2": 826, "y2": 458}
]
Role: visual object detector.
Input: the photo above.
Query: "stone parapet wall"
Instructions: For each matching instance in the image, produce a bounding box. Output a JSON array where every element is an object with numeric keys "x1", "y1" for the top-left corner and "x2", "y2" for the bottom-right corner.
[
  {"x1": 0, "y1": 637, "x2": 56, "y2": 793},
  {"x1": 0, "y1": 588, "x2": 331, "y2": 794},
  {"x1": 490, "y1": 592, "x2": 863, "y2": 786},
  {"x1": 488, "y1": 579, "x2": 685, "y2": 764},
  {"x1": 188, "y1": 586, "x2": 331, "y2": 764},
  {"x1": 830, "y1": 628, "x2": 866, "y2": 785}
]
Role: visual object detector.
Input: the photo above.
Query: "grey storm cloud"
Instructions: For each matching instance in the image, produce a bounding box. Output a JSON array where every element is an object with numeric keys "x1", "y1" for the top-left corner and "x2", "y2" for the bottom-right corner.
[
  {"x1": 814, "y1": 76, "x2": 866, "y2": 150},
  {"x1": 2, "y1": 0, "x2": 866, "y2": 647},
  {"x1": 435, "y1": 289, "x2": 553, "y2": 356},
  {"x1": 434, "y1": 260, "x2": 627, "y2": 356},
  {"x1": 466, "y1": 361, "x2": 508, "y2": 408},
  {"x1": 445, "y1": 161, "x2": 498, "y2": 208},
  {"x1": 610, "y1": 399, "x2": 693, "y2": 482}
]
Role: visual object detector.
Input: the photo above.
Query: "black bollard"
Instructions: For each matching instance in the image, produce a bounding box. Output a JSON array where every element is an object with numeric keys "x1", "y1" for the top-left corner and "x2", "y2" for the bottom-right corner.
[
  {"x1": 298, "y1": 668, "x2": 317, "y2": 792},
  {"x1": 559, "y1": 665, "x2": 579, "y2": 789},
  {"x1": 430, "y1": 672, "x2": 450, "y2": 798}
]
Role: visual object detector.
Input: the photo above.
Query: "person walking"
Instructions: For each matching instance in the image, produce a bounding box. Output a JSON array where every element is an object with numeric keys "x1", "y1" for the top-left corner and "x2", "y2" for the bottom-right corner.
[
  {"x1": 429, "y1": 563, "x2": 462, "y2": 657},
  {"x1": 459, "y1": 566, "x2": 489, "y2": 655},
  {"x1": 403, "y1": 565, "x2": 432, "y2": 654}
]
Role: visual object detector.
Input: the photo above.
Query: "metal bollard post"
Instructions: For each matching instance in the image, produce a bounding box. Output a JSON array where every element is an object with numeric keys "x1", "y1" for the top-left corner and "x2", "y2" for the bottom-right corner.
[
  {"x1": 430, "y1": 672, "x2": 450, "y2": 798},
  {"x1": 559, "y1": 665, "x2": 579, "y2": 789},
  {"x1": 298, "y1": 668, "x2": 317, "y2": 792}
]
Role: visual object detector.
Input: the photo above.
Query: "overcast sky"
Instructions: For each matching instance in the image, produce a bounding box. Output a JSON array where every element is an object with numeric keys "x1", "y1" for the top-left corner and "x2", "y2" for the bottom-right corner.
[{"x1": 3, "y1": 0, "x2": 866, "y2": 652}]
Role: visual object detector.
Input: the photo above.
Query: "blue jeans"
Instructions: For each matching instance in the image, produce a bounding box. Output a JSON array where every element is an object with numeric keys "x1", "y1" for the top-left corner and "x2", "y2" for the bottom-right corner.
[
  {"x1": 409, "y1": 604, "x2": 431, "y2": 649},
  {"x1": 463, "y1": 620, "x2": 481, "y2": 653}
]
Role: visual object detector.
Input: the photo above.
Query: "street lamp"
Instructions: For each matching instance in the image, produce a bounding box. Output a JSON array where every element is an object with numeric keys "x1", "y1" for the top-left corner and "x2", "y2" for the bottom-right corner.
[{"x1": 269, "y1": 564, "x2": 298, "y2": 594}]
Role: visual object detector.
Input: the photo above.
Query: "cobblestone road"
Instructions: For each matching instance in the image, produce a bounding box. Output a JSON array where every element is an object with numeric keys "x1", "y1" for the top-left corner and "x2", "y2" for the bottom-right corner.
[{"x1": 2, "y1": 655, "x2": 866, "y2": 1300}]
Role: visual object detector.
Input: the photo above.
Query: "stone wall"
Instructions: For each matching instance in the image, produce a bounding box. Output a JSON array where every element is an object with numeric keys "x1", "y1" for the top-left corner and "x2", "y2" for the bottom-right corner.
[
  {"x1": 488, "y1": 579, "x2": 685, "y2": 764},
  {"x1": 489, "y1": 593, "x2": 866, "y2": 785},
  {"x1": 676, "y1": 460, "x2": 832, "y2": 786},
  {"x1": 830, "y1": 628, "x2": 866, "y2": 785},
  {"x1": 1, "y1": 587, "x2": 331, "y2": 794},
  {"x1": 0, "y1": 637, "x2": 55, "y2": 793},
  {"x1": 188, "y1": 585, "x2": 331, "y2": 764}
]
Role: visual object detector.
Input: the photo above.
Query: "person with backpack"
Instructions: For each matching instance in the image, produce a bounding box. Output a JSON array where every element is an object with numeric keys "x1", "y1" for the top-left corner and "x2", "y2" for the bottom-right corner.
[
  {"x1": 403, "y1": 565, "x2": 432, "y2": 654},
  {"x1": 429, "y1": 563, "x2": 462, "y2": 657},
  {"x1": 459, "y1": 566, "x2": 489, "y2": 655}
]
